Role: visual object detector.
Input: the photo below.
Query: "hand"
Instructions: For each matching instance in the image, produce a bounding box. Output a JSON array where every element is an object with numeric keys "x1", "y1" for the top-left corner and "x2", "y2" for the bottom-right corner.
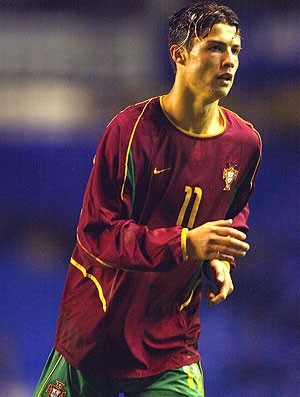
[
  {"x1": 205, "y1": 259, "x2": 234, "y2": 306},
  {"x1": 186, "y1": 219, "x2": 249, "y2": 262}
]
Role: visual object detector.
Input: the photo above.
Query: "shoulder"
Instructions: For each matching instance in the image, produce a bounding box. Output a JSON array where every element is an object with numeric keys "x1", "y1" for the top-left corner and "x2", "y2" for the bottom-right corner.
[
  {"x1": 98, "y1": 96, "x2": 161, "y2": 156},
  {"x1": 109, "y1": 96, "x2": 160, "y2": 128},
  {"x1": 221, "y1": 106, "x2": 262, "y2": 148}
]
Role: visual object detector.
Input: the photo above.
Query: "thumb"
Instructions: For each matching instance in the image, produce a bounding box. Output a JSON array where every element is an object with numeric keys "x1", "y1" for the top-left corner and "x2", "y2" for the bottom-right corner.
[{"x1": 216, "y1": 270, "x2": 224, "y2": 283}]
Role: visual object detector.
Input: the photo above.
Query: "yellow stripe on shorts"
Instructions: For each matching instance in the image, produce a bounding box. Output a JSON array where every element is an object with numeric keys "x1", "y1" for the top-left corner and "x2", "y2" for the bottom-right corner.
[
  {"x1": 183, "y1": 363, "x2": 204, "y2": 394},
  {"x1": 183, "y1": 364, "x2": 195, "y2": 389},
  {"x1": 36, "y1": 354, "x2": 63, "y2": 397},
  {"x1": 192, "y1": 362, "x2": 204, "y2": 393}
]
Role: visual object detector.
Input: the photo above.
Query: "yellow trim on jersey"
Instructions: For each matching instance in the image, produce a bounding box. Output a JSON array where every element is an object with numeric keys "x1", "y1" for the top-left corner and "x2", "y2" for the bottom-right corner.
[
  {"x1": 223, "y1": 260, "x2": 231, "y2": 271},
  {"x1": 180, "y1": 278, "x2": 202, "y2": 311},
  {"x1": 160, "y1": 95, "x2": 226, "y2": 138},
  {"x1": 120, "y1": 97, "x2": 155, "y2": 201},
  {"x1": 181, "y1": 227, "x2": 189, "y2": 261},
  {"x1": 76, "y1": 232, "x2": 115, "y2": 269},
  {"x1": 36, "y1": 354, "x2": 63, "y2": 397},
  {"x1": 70, "y1": 257, "x2": 107, "y2": 312}
]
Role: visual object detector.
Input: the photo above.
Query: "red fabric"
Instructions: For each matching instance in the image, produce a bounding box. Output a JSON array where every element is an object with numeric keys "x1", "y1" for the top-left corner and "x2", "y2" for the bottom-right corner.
[{"x1": 54, "y1": 97, "x2": 262, "y2": 378}]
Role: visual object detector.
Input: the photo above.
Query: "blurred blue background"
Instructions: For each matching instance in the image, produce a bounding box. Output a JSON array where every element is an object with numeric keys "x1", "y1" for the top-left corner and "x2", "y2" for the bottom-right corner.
[{"x1": 0, "y1": 1, "x2": 299, "y2": 396}]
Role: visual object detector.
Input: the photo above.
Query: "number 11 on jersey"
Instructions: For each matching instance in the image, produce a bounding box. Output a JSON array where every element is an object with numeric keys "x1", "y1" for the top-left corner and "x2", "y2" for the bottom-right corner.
[{"x1": 176, "y1": 186, "x2": 203, "y2": 229}]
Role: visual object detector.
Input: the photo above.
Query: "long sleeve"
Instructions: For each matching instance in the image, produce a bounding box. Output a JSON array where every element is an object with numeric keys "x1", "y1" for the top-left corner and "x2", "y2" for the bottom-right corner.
[{"x1": 73, "y1": 118, "x2": 184, "y2": 273}]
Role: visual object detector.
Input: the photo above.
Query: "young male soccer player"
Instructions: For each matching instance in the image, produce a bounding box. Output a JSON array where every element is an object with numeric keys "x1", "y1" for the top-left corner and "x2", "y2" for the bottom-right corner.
[{"x1": 34, "y1": 2, "x2": 262, "y2": 396}]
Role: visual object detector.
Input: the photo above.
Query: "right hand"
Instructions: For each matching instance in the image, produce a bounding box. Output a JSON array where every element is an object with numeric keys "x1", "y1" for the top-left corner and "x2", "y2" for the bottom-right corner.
[{"x1": 186, "y1": 219, "x2": 249, "y2": 262}]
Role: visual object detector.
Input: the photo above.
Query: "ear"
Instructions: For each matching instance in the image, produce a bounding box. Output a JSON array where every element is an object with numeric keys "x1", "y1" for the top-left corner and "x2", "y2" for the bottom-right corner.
[{"x1": 169, "y1": 44, "x2": 186, "y2": 66}]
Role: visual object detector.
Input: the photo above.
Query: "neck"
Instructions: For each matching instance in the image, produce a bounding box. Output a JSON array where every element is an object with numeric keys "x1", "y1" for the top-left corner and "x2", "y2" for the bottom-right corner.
[{"x1": 162, "y1": 84, "x2": 223, "y2": 136}]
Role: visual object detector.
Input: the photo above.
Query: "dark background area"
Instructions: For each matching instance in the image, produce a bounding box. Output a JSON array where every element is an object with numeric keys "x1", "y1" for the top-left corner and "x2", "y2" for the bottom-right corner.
[{"x1": 0, "y1": 1, "x2": 299, "y2": 396}]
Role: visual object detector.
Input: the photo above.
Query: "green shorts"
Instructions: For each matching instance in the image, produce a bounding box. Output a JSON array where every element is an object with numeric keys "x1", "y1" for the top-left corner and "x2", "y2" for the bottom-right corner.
[{"x1": 33, "y1": 350, "x2": 205, "y2": 397}]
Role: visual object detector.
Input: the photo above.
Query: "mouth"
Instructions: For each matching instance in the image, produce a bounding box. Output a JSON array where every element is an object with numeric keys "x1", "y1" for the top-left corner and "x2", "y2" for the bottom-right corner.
[{"x1": 217, "y1": 73, "x2": 233, "y2": 84}]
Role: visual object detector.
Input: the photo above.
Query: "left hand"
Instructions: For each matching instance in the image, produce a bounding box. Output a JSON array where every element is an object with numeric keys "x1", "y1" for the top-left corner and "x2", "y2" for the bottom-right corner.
[{"x1": 205, "y1": 259, "x2": 234, "y2": 306}]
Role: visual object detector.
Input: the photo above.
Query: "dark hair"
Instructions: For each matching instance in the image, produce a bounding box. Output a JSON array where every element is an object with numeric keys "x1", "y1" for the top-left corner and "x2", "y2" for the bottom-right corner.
[{"x1": 168, "y1": 1, "x2": 241, "y2": 71}]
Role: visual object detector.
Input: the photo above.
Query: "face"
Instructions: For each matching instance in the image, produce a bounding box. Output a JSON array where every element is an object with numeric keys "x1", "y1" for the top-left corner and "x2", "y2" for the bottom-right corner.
[{"x1": 178, "y1": 23, "x2": 241, "y2": 103}]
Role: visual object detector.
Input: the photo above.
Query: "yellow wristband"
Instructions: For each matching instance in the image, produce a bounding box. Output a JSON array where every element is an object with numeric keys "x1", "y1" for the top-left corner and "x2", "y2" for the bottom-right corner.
[
  {"x1": 181, "y1": 228, "x2": 189, "y2": 261},
  {"x1": 223, "y1": 261, "x2": 231, "y2": 272}
]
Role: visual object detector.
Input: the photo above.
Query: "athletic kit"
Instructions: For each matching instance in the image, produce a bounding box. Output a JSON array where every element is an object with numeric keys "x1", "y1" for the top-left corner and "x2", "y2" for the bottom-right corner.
[{"x1": 34, "y1": 96, "x2": 262, "y2": 396}]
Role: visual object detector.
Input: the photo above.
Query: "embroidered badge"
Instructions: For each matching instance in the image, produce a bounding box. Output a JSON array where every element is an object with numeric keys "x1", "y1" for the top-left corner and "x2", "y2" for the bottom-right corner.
[
  {"x1": 223, "y1": 163, "x2": 239, "y2": 191},
  {"x1": 46, "y1": 380, "x2": 67, "y2": 397}
]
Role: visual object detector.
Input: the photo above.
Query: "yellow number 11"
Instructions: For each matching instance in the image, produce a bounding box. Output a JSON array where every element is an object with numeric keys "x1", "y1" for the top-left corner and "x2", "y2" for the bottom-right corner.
[{"x1": 176, "y1": 186, "x2": 202, "y2": 229}]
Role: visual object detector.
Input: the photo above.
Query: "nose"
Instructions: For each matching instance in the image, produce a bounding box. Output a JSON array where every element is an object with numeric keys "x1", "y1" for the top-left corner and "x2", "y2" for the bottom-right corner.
[{"x1": 222, "y1": 49, "x2": 235, "y2": 69}]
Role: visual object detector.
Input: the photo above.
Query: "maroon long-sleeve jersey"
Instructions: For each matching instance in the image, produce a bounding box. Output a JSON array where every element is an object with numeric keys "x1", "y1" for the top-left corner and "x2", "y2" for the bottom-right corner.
[{"x1": 54, "y1": 96, "x2": 262, "y2": 378}]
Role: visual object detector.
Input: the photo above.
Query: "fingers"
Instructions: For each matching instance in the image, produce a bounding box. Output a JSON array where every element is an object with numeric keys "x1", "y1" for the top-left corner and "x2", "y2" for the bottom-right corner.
[
  {"x1": 205, "y1": 221, "x2": 250, "y2": 259},
  {"x1": 205, "y1": 265, "x2": 234, "y2": 306},
  {"x1": 216, "y1": 235, "x2": 250, "y2": 258},
  {"x1": 206, "y1": 234, "x2": 249, "y2": 261},
  {"x1": 207, "y1": 219, "x2": 247, "y2": 241},
  {"x1": 217, "y1": 228, "x2": 247, "y2": 242},
  {"x1": 217, "y1": 252, "x2": 235, "y2": 262},
  {"x1": 210, "y1": 219, "x2": 234, "y2": 227},
  {"x1": 186, "y1": 219, "x2": 250, "y2": 261},
  {"x1": 205, "y1": 283, "x2": 234, "y2": 306}
]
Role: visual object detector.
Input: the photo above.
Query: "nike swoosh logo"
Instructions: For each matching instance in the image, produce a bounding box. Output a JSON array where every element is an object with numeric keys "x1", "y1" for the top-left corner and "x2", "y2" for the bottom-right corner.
[{"x1": 153, "y1": 167, "x2": 172, "y2": 175}]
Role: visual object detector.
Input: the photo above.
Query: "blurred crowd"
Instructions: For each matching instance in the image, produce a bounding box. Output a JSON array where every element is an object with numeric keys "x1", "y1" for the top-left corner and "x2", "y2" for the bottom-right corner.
[{"x1": 0, "y1": 1, "x2": 299, "y2": 396}]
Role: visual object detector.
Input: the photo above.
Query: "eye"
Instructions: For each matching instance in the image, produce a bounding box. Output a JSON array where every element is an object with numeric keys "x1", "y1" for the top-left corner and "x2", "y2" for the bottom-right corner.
[
  {"x1": 231, "y1": 47, "x2": 241, "y2": 56},
  {"x1": 209, "y1": 45, "x2": 223, "y2": 53}
]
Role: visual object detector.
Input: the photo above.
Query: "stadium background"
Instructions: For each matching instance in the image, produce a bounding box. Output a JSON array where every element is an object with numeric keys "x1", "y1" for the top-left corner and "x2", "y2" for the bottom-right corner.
[{"x1": 0, "y1": 1, "x2": 299, "y2": 396}]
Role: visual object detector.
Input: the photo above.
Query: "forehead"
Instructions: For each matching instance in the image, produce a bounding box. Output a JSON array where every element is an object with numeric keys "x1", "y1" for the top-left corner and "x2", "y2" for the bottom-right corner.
[{"x1": 203, "y1": 23, "x2": 241, "y2": 46}]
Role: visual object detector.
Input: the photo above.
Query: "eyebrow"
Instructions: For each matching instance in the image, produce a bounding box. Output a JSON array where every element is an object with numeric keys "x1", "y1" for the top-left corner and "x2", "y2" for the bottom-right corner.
[{"x1": 206, "y1": 40, "x2": 242, "y2": 48}]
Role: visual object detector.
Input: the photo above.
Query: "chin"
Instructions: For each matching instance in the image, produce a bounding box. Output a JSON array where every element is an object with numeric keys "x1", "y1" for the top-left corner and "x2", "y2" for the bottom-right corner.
[{"x1": 215, "y1": 88, "x2": 232, "y2": 101}]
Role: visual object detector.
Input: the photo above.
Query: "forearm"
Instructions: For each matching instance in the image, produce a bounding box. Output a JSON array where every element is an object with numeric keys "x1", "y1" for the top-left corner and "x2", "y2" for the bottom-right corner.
[{"x1": 76, "y1": 218, "x2": 184, "y2": 272}]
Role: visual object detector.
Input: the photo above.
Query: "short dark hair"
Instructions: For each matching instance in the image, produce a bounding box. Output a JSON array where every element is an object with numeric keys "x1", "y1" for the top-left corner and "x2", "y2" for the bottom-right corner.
[{"x1": 168, "y1": 1, "x2": 241, "y2": 71}]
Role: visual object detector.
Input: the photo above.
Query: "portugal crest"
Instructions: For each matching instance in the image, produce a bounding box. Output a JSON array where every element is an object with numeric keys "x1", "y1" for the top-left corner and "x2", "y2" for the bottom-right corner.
[
  {"x1": 46, "y1": 380, "x2": 67, "y2": 397},
  {"x1": 223, "y1": 163, "x2": 239, "y2": 191}
]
